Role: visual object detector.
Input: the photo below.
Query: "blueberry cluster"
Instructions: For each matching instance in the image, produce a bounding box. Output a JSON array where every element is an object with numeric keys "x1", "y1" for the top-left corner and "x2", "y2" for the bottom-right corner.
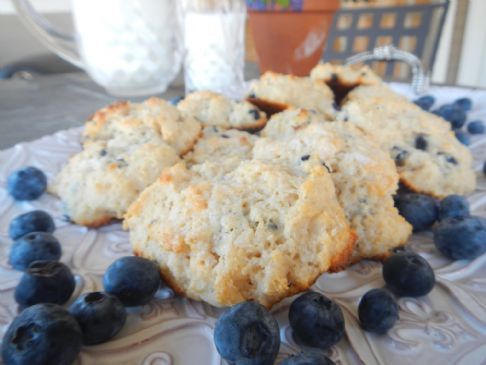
[
  {"x1": 2, "y1": 167, "x2": 164, "y2": 365},
  {"x1": 414, "y1": 95, "x2": 484, "y2": 146}
]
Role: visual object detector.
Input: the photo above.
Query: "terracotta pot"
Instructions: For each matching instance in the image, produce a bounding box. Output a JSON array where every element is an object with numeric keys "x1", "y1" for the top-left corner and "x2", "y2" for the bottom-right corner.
[{"x1": 248, "y1": 0, "x2": 340, "y2": 76}]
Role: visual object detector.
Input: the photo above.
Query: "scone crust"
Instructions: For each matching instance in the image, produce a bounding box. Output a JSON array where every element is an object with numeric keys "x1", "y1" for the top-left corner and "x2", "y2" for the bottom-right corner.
[
  {"x1": 178, "y1": 91, "x2": 267, "y2": 131},
  {"x1": 124, "y1": 161, "x2": 355, "y2": 308}
]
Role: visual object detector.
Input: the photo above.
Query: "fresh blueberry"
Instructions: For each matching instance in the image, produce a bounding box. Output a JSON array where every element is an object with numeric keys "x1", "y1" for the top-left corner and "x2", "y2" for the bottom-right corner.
[
  {"x1": 455, "y1": 130, "x2": 471, "y2": 146},
  {"x1": 1, "y1": 303, "x2": 81, "y2": 365},
  {"x1": 433, "y1": 216, "x2": 486, "y2": 260},
  {"x1": 413, "y1": 95, "x2": 435, "y2": 111},
  {"x1": 69, "y1": 292, "x2": 126, "y2": 345},
  {"x1": 103, "y1": 256, "x2": 161, "y2": 306},
  {"x1": 279, "y1": 352, "x2": 336, "y2": 365},
  {"x1": 7, "y1": 166, "x2": 47, "y2": 201},
  {"x1": 214, "y1": 301, "x2": 280, "y2": 365},
  {"x1": 15, "y1": 261, "x2": 75, "y2": 307},
  {"x1": 169, "y1": 95, "x2": 184, "y2": 105},
  {"x1": 289, "y1": 291, "x2": 344, "y2": 349},
  {"x1": 9, "y1": 210, "x2": 55, "y2": 240},
  {"x1": 467, "y1": 120, "x2": 484, "y2": 134},
  {"x1": 454, "y1": 97, "x2": 472, "y2": 112},
  {"x1": 358, "y1": 288, "x2": 399, "y2": 334},
  {"x1": 382, "y1": 252, "x2": 435, "y2": 297},
  {"x1": 9, "y1": 232, "x2": 61, "y2": 271},
  {"x1": 433, "y1": 104, "x2": 466, "y2": 129},
  {"x1": 395, "y1": 193, "x2": 438, "y2": 232},
  {"x1": 439, "y1": 195, "x2": 470, "y2": 221}
]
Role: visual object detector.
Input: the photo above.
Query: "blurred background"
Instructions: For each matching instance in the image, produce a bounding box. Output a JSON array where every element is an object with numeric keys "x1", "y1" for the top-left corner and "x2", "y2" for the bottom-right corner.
[{"x1": 0, "y1": 0, "x2": 484, "y2": 88}]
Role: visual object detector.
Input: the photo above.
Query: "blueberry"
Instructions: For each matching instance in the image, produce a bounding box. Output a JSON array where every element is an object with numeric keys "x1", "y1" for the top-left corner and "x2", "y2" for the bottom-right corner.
[
  {"x1": 214, "y1": 301, "x2": 280, "y2": 365},
  {"x1": 279, "y1": 352, "x2": 336, "y2": 365},
  {"x1": 414, "y1": 95, "x2": 435, "y2": 111},
  {"x1": 467, "y1": 120, "x2": 484, "y2": 134},
  {"x1": 438, "y1": 195, "x2": 469, "y2": 221},
  {"x1": 433, "y1": 104, "x2": 466, "y2": 129},
  {"x1": 455, "y1": 130, "x2": 470, "y2": 146},
  {"x1": 9, "y1": 210, "x2": 55, "y2": 240},
  {"x1": 9, "y1": 232, "x2": 61, "y2": 271},
  {"x1": 454, "y1": 97, "x2": 472, "y2": 112},
  {"x1": 15, "y1": 261, "x2": 75, "y2": 307},
  {"x1": 69, "y1": 292, "x2": 126, "y2": 345},
  {"x1": 433, "y1": 216, "x2": 486, "y2": 260},
  {"x1": 1, "y1": 304, "x2": 81, "y2": 365},
  {"x1": 414, "y1": 135, "x2": 428, "y2": 150},
  {"x1": 383, "y1": 252, "x2": 435, "y2": 297},
  {"x1": 7, "y1": 166, "x2": 47, "y2": 201},
  {"x1": 249, "y1": 109, "x2": 261, "y2": 120},
  {"x1": 289, "y1": 291, "x2": 344, "y2": 349},
  {"x1": 395, "y1": 193, "x2": 438, "y2": 232},
  {"x1": 169, "y1": 95, "x2": 184, "y2": 105},
  {"x1": 103, "y1": 256, "x2": 161, "y2": 306},
  {"x1": 358, "y1": 288, "x2": 399, "y2": 334}
]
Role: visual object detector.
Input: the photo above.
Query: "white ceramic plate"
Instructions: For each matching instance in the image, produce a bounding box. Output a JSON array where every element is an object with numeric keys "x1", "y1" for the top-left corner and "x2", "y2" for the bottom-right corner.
[{"x1": 0, "y1": 84, "x2": 485, "y2": 365}]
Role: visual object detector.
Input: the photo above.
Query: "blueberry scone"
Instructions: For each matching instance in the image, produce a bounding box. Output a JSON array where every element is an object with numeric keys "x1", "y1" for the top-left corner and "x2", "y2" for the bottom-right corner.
[
  {"x1": 83, "y1": 97, "x2": 201, "y2": 155},
  {"x1": 184, "y1": 126, "x2": 259, "y2": 176},
  {"x1": 310, "y1": 63, "x2": 382, "y2": 88},
  {"x1": 124, "y1": 160, "x2": 355, "y2": 308},
  {"x1": 247, "y1": 72, "x2": 335, "y2": 118},
  {"x1": 177, "y1": 91, "x2": 267, "y2": 131},
  {"x1": 339, "y1": 84, "x2": 476, "y2": 197},
  {"x1": 253, "y1": 109, "x2": 412, "y2": 261}
]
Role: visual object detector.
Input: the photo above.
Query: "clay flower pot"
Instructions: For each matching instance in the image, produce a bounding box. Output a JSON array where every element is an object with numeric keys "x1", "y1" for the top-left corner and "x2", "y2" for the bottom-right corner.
[{"x1": 247, "y1": 0, "x2": 340, "y2": 76}]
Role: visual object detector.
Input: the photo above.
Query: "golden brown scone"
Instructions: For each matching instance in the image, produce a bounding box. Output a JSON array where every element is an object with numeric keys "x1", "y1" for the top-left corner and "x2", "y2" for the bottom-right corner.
[
  {"x1": 254, "y1": 108, "x2": 412, "y2": 262},
  {"x1": 124, "y1": 160, "x2": 355, "y2": 308},
  {"x1": 247, "y1": 72, "x2": 335, "y2": 118},
  {"x1": 83, "y1": 97, "x2": 201, "y2": 155},
  {"x1": 338, "y1": 84, "x2": 476, "y2": 197},
  {"x1": 177, "y1": 91, "x2": 267, "y2": 131}
]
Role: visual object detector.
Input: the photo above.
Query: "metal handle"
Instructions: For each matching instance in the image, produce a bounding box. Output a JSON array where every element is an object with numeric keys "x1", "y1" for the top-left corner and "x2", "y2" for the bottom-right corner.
[
  {"x1": 345, "y1": 44, "x2": 430, "y2": 94},
  {"x1": 11, "y1": 0, "x2": 83, "y2": 68}
]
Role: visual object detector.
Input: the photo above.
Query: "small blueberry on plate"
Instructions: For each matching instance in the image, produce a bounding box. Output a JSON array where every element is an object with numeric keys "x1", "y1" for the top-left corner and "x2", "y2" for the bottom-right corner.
[
  {"x1": 454, "y1": 97, "x2": 472, "y2": 112},
  {"x1": 9, "y1": 232, "x2": 61, "y2": 271},
  {"x1": 7, "y1": 166, "x2": 47, "y2": 201},
  {"x1": 467, "y1": 120, "x2": 484, "y2": 134},
  {"x1": 413, "y1": 95, "x2": 435, "y2": 111},
  {"x1": 395, "y1": 193, "x2": 438, "y2": 232},
  {"x1": 433, "y1": 104, "x2": 466, "y2": 129},
  {"x1": 103, "y1": 256, "x2": 161, "y2": 306},
  {"x1": 15, "y1": 261, "x2": 75, "y2": 307},
  {"x1": 69, "y1": 292, "x2": 126, "y2": 345},
  {"x1": 438, "y1": 195, "x2": 469, "y2": 221},
  {"x1": 1, "y1": 303, "x2": 81, "y2": 365},
  {"x1": 279, "y1": 352, "x2": 335, "y2": 365},
  {"x1": 455, "y1": 130, "x2": 470, "y2": 146},
  {"x1": 9, "y1": 210, "x2": 55, "y2": 240},
  {"x1": 433, "y1": 216, "x2": 486, "y2": 260},
  {"x1": 358, "y1": 288, "x2": 399, "y2": 334},
  {"x1": 214, "y1": 301, "x2": 280, "y2": 365},
  {"x1": 289, "y1": 291, "x2": 344, "y2": 349},
  {"x1": 382, "y1": 252, "x2": 435, "y2": 297}
]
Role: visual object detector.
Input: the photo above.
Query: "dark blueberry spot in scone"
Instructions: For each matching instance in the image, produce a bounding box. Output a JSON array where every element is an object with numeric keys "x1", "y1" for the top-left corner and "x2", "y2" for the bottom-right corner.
[
  {"x1": 414, "y1": 135, "x2": 428, "y2": 151},
  {"x1": 332, "y1": 102, "x2": 341, "y2": 111},
  {"x1": 248, "y1": 92, "x2": 256, "y2": 99},
  {"x1": 321, "y1": 161, "x2": 331, "y2": 173},
  {"x1": 392, "y1": 146, "x2": 409, "y2": 167},
  {"x1": 330, "y1": 73, "x2": 338, "y2": 82},
  {"x1": 220, "y1": 134, "x2": 230, "y2": 139},
  {"x1": 343, "y1": 117, "x2": 349, "y2": 122},
  {"x1": 267, "y1": 219, "x2": 278, "y2": 231},
  {"x1": 249, "y1": 109, "x2": 260, "y2": 120},
  {"x1": 99, "y1": 149, "x2": 107, "y2": 157},
  {"x1": 438, "y1": 152, "x2": 458, "y2": 165},
  {"x1": 301, "y1": 155, "x2": 310, "y2": 161},
  {"x1": 116, "y1": 159, "x2": 128, "y2": 168}
]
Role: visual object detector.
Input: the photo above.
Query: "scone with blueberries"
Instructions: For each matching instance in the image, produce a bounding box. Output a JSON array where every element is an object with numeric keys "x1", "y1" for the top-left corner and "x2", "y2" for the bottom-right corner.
[
  {"x1": 253, "y1": 108, "x2": 412, "y2": 262},
  {"x1": 247, "y1": 72, "x2": 335, "y2": 118},
  {"x1": 83, "y1": 97, "x2": 201, "y2": 155},
  {"x1": 50, "y1": 98, "x2": 201, "y2": 227},
  {"x1": 177, "y1": 91, "x2": 267, "y2": 131},
  {"x1": 124, "y1": 160, "x2": 355, "y2": 308},
  {"x1": 338, "y1": 84, "x2": 476, "y2": 197},
  {"x1": 310, "y1": 63, "x2": 382, "y2": 88},
  {"x1": 184, "y1": 126, "x2": 259, "y2": 176}
]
